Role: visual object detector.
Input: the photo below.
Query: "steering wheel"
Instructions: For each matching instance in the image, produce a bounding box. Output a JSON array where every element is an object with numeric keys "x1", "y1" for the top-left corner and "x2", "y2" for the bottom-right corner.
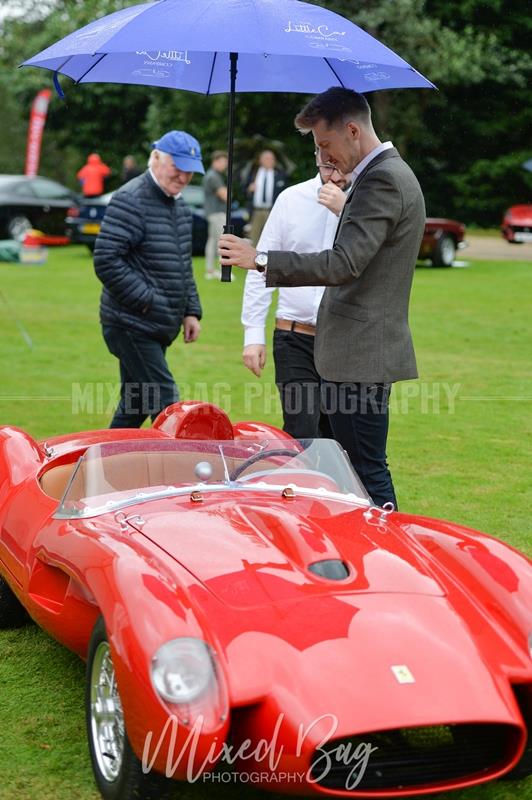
[
  {"x1": 229, "y1": 448, "x2": 303, "y2": 481},
  {"x1": 236, "y1": 467, "x2": 339, "y2": 489}
]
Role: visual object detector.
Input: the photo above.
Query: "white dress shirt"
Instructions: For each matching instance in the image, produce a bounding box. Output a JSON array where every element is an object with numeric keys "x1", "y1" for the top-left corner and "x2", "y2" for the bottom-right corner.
[{"x1": 242, "y1": 174, "x2": 341, "y2": 346}]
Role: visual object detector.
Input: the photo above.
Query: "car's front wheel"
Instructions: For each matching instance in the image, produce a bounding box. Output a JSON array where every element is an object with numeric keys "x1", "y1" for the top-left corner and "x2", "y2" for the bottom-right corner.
[
  {"x1": 0, "y1": 575, "x2": 30, "y2": 628},
  {"x1": 431, "y1": 234, "x2": 456, "y2": 267},
  {"x1": 86, "y1": 616, "x2": 176, "y2": 800},
  {"x1": 7, "y1": 215, "x2": 32, "y2": 241}
]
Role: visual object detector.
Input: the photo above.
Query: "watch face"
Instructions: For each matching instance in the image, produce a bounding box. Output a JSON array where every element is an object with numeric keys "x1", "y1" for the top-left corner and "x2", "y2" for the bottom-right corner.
[{"x1": 255, "y1": 252, "x2": 268, "y2": 267}]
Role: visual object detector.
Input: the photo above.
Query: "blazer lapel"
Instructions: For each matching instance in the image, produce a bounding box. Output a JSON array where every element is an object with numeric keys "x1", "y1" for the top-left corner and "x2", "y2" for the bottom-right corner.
[{"x1": 333, "y1": 148, "x2": 399, "y2": 244}]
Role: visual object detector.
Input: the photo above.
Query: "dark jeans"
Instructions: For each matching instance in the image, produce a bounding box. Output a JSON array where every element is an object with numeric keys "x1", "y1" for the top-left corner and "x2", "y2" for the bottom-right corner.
[
  {"x1": 273, "y1": 329, "x2": 332, "y2": 439},
  {"x1": 321, "y1": 381, "x2": 397, "y2": 509},
  {"x1": 102, "y1": 325, "x2": 178, "y2": 428}
]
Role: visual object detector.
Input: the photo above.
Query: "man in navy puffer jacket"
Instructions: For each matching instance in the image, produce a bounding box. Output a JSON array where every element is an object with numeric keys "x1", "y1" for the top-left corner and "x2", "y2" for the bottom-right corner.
[{"x1": 94, "y1": 130, "x2": 204, "y2": 428}]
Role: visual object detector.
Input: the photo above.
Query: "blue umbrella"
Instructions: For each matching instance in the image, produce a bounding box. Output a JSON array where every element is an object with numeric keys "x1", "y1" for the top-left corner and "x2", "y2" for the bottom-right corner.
[{"x1": 22, "y1": 0, "x2": 436, "y2": 280}]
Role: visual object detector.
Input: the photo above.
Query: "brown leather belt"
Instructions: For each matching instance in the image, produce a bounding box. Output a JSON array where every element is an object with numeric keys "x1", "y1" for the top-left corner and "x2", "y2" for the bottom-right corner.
[{"x1": 275, "y1": 318, "x2": 316, "y2": 336}]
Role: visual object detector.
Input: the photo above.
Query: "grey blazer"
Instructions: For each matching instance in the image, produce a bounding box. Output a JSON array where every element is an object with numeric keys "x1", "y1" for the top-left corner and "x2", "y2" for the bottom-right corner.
[{"x1": 265, "y1": 148, "x2": 425, "y2": 383}]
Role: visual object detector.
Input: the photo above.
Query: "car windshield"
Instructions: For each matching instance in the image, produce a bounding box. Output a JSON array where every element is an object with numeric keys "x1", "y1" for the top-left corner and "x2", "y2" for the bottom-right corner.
[{"x1": 55, "y1": 438, "x2": 370, "y2": 518}]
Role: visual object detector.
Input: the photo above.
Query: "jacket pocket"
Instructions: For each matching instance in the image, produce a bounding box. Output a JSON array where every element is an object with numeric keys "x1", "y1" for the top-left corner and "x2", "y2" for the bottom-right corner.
[{"x1": 329, "y1": 299, "x2": 369, "y2": 321}]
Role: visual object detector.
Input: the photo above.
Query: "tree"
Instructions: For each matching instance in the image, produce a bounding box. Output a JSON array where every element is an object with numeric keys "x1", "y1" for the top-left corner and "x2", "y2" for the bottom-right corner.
[{"x1": 342, "y1": 0, "x2": 532, "y2": 222}]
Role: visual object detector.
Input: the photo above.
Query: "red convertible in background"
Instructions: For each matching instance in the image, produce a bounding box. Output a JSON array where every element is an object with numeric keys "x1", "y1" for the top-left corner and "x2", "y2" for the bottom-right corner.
[
  {"x1": 0, "y1": 401, "x2": 531, "y2": 800},
  {"x1": 419, "y1": 218, "x2": 467, "y2": 267}
]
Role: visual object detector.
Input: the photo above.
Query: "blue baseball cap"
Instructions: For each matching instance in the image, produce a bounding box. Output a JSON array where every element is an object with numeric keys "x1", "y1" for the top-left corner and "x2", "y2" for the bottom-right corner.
[{"x1": 152, "y1": 130, "x2": 205, "y2": 174}]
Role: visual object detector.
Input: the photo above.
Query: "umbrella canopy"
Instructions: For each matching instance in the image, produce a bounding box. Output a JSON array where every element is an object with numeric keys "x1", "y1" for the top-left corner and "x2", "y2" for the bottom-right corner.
[{"x1": 22, "y1": 0, "x2": 436, "y2": 279}]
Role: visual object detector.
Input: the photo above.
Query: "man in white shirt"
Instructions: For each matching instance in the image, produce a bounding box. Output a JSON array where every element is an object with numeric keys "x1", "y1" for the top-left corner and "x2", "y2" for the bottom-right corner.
[{"x1": 241, "y1": 162, "x2": 350, "y2": 438}]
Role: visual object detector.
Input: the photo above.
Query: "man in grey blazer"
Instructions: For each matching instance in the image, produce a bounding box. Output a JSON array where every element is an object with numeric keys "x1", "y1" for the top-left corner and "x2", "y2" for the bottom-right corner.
[{"x1": 219, "y1": 88, "x2": 425, "y2": 509}]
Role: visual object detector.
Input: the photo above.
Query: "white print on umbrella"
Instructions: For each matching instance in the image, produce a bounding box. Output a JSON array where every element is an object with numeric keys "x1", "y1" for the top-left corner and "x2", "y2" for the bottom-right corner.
[
  {"x1": 284, "y1": 21, "x2": 346, "y2": 39},
  {"x1": 136, "y1": 49, "x2": 191, "y2": 64},
  {"x1": 364, "y1": 72, "x2": 392, "y2": 81},
  {"x1": 132, "y1": 68, "x2": 171, "y2": 78},
  {"x1": 309, "y1": 42, "x2": 351, "y2": 52}
]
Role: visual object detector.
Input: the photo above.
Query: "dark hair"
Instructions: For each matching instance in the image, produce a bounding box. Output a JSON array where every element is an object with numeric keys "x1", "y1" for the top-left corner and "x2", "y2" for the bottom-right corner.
[
  {"x1": 211, "y1": 150, "x2": 228, "y2": 161},
  {"x1": 295, "y1": 87, "x2": 371, "y2": 132}
]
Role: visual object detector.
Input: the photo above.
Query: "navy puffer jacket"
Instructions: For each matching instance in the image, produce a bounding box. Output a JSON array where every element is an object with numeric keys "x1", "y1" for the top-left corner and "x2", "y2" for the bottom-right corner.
[{"x1": 94, "y1": 171, "x2": 202, "y2": 346}]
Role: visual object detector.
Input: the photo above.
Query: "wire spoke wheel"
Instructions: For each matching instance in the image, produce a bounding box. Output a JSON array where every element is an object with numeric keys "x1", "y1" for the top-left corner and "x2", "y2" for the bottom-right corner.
[
  {"x1": 89, "y1": 641, "x2": 125, "y2": 782},
  {"x1": 86, "y1": 617, "x2": 177, "y2": 800}
]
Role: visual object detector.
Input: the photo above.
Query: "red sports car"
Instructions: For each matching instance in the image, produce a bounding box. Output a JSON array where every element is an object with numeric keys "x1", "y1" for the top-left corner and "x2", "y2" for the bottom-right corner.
[
  {"x1": 501, "y1": 204, "x2": 532, "y2": 244},
  {"x1": 419, "y1": 218, "x2": 467, "y2": 267},
  {"x1": 1, "y1": 401, "x2": 531, "y2": 800}
]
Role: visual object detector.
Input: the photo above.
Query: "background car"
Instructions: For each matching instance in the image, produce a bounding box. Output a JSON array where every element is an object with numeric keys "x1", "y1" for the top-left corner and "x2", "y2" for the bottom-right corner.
[
  {"x1": 66, "y1": 184, "x2": 249, "y2": 255},
  {"x1": 0, "y1": 175, "x2": 79, "y2": 241},
  {"x1": 65, "y1": 192, "x2": 109, "y2": 252},
  {"x1": 501, "y1": 204, "x2": 532, "y2": 243},
  {"x1": 419, "y1": 217, "x2": 467, "y2": 266}
]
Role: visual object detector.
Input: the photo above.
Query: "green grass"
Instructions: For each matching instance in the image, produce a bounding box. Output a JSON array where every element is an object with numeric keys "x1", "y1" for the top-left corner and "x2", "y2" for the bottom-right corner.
[
  {"x1": 466, "y1": 227, "x2": 502, "y2": 237},
  {"x1": 0, "y1": 246, "x2": 531, "y2": 800}
]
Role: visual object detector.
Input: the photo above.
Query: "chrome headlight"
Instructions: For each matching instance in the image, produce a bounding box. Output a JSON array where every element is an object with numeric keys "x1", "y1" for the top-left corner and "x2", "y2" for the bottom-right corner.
[{"x1": 151, "y1": 638, "x2": 214, "y2": 703}]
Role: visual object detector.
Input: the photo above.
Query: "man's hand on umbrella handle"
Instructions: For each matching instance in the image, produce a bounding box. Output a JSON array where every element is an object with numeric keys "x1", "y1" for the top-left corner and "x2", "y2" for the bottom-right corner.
[
  {"x1": 183, "y1": 315, "x2": 201, "y2": 343},
  {"x1": 219, "y1": 234, "x2": 257, "y2": 270},
  {"x1": 243, "y1": 344, "x2": 266, "y2": 377},
  {"x1": 318, "y1": 182, "x2": 347, "y2": 216}
]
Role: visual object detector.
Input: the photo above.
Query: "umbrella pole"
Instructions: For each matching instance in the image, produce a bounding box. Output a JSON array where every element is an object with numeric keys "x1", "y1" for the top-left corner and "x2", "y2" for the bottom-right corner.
[{"x1": 220, "y1": 51, "x2": 238, "y2": 283}]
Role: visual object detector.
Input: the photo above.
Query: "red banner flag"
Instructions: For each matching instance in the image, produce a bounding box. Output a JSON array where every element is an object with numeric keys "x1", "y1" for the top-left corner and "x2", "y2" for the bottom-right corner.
[{"x1": 24, "y1": 88, "x2": 52, "y2": 177}]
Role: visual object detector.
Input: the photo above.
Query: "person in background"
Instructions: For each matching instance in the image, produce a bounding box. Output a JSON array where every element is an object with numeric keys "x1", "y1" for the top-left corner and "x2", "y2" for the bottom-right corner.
[
  {"x1": 202, "y1": 150, "x2": 228, "y2": 279},
  {"x1": 220, "y1": 88, "x2": 426, "y2": 509},
  {"x1": 77, "y1": 153, "x2": 111, "y2": 198},
  {"x1": 245, "y1": 149, "x2": 288, "y2": 245},
  {"x1": 94, "y1": 130, "x2": 204, "y2": 428},
  {"x1": 121, "y1": 155, "x2": 142, "y2": 184},
  {"x1": 241, "y1": 160, "x2": 350, "y2": 438}
]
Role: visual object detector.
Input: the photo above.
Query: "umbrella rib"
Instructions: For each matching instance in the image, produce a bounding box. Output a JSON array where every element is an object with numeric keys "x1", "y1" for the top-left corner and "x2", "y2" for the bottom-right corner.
[
  {"x1": 324, "y1": 58, "x2": 346, "y2": 88},
  {"x1": 74, "y1": 53, "x2": 107, "y2": 84},
  {"x1": 206, "y1": 52, "x2": 217, "y2": 96}
]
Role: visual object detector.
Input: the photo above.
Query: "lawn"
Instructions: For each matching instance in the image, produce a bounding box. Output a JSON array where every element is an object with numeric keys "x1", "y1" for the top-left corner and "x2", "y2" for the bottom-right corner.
[{"x1": 0, "y1": 245, "x2": 531, "y2": 800}]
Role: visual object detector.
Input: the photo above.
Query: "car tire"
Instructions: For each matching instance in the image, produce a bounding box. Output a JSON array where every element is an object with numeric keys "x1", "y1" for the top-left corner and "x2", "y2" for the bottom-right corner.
[
  {"x1": 86, "y1": 616, "x2": 176, "y2": 800},
  {"x1": 7, "y1": 215, "x2": 33, "y2": 241},
  {"x1": 0, "y1": 574, "x2": 30, "y2": 628},
  {"x1": 431, "y1": 234, "x2": 456, "y2": 267}
]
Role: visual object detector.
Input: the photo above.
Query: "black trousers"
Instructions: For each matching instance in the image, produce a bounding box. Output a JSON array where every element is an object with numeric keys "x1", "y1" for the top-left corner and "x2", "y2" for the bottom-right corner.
[
  {"x1": 273, "y1": 329, "x2": 332, "y2": 440},
  {"x1": 320, "y1": 381, "x2": 397, "y2": 509},
  {"x1": 102, "y1": 325, "x2": 178, "y2": 428}
]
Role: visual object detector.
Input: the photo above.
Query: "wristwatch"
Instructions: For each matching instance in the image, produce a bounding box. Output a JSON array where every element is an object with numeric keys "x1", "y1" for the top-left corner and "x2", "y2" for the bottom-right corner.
[{"x1": 254, "y1": 251, "x2": 268, "y2": 272}]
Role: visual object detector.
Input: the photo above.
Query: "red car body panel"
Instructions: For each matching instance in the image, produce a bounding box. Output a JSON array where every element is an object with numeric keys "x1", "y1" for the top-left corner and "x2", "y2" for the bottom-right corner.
[
  {"x1": 419, "y1": 218, "x2": 466, "y2": 260},
  {"x1": 501, "y1": 204, "x2": 532, "y2": 243},
  {"x1": 0, "y1": 402, "x2": 531, "y2": 796}
]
